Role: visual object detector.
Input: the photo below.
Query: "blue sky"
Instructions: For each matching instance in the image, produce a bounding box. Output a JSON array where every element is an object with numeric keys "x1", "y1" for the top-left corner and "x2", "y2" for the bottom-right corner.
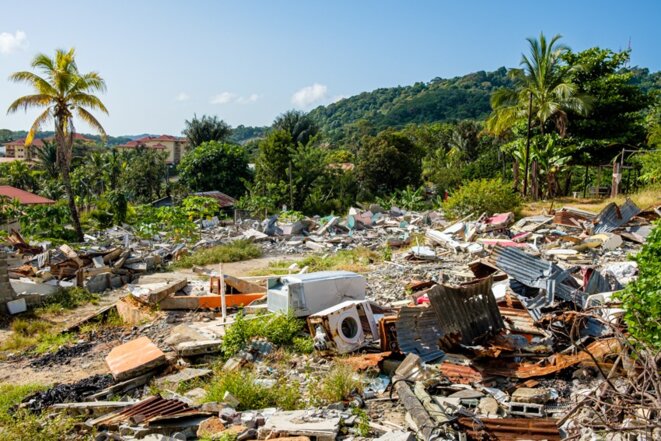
[{"x1": 0, "y1": 0, "x2": 659, "y2": 136}]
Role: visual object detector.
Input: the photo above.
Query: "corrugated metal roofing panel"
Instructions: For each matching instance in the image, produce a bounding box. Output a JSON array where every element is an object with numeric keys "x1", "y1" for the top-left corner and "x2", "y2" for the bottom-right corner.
[
  {"x1": 428, "y1": 277, "x2": 504, "y2": 347},
  {"x1": 396, "y1": 306, "x2": 445, "y2": 362},
  {"x1": 490, "y1": 246, "x2": 587, "y2": 307},
  {"x1": 457, "y1": 417, "x2": 561, "y2": 440},
  {"x1": 594, "y1": 199, "x2": 641, "y2": 233}
]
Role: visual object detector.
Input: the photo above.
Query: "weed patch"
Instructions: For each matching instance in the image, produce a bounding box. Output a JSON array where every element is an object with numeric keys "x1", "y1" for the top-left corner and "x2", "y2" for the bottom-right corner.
[
  {"x1": 221, "y1": 312, "x2": 306, "y2": 357},
  {"x1": 36, "y1": 287, "x2": 99, "y2": 315},
  {"x1": 309, "y1": 363, "x2": 364, "y2": 404},
  {"x1": 0, "y1": 383, "x2": 76, "y2": 441},
  {"x1": 204, "y1": 370, "x2": 302, "y2": 410},
  {"x1": 171, "y1": 240, "x2": 262, "y2": 269}
]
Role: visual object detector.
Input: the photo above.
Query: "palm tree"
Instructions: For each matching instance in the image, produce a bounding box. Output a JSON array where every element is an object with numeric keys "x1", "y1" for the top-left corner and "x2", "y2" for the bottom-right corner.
[
  {"x1": 34, "y1": 139, "x2": 59, "y2": 180},
  {"x1": 273, "y1": 110, "x2": 319, "y2": 146},
  {"x1": 487, "y1": 33, "x2": 589, "y2": 136},
  {"x1": 487, "y1": 33, "x2": 590, "y2": 197},
  {"x1": 7, "y1": 48, "x2": 108, "y2": 241}
]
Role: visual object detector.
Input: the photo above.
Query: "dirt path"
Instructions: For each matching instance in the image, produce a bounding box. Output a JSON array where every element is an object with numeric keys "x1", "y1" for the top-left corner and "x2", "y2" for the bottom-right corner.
[{"x1": 0, "y1": 253, "x2": 299, "y2": 388}]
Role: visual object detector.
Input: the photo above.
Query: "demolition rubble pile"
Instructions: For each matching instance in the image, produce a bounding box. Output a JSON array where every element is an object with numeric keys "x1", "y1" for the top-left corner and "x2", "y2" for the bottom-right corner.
[{"x1": 4, "y1": 198, "x2": 661, "y2": 440}]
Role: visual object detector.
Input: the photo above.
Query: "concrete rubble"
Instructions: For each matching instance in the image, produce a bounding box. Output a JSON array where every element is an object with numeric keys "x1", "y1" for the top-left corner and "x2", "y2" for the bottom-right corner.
[{"x1": 3, "y1": 198, "x2": 661, "y2": 440}]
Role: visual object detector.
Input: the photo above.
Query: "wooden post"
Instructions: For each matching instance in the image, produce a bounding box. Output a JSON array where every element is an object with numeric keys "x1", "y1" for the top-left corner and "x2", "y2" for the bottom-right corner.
[
  {"x1": 611, "y1": 161, "x2": 621, "y2": 198},
  {"x1": 583, "y1": 165, "x2": 589, "y2": 198},
  {"x1": 219, "y1": 264, "x2": 227, "y2": 322}
]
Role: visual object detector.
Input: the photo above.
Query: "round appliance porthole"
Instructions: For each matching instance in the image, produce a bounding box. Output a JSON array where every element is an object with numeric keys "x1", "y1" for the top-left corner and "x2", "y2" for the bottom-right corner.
[{"x1": 339, "y1": 316, "x2": 359, "y2": 339}]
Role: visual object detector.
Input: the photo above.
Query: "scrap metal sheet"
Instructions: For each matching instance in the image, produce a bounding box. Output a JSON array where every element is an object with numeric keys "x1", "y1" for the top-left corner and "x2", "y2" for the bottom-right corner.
[
  {"x1": 457, "y1": 417, "x2": 561, "y2": 440},
  {"x1": 594, "y1": 199, "x2": 641, "y2": 233},
  {"x1": 428, "y1": 277, "x2": 504, "y2": 348},
  {"x1": 395, "y1": 306, "x2": 445, "y2": 362}
]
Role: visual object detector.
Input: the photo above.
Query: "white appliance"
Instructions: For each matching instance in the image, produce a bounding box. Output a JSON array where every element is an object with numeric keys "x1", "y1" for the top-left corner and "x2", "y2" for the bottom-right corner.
[
  {"x1": 267, "y1": 271, "x2": 366, "y2": 317},
  {"x1": 307, "y1": 300, "x2": 378, "y2": 354}
]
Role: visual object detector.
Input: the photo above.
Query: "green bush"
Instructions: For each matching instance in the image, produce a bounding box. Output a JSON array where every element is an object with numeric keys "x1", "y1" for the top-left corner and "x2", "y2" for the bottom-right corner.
[
  {"x1": 616, "y1": 221, "x2": 661, "y2": 347},
  {"x1": 182, "y1": 196, "x2": 220, "y2": 221},
  {"x1": 443, "y1": 178, "x2": 520, "y2": 218},
  {"x1": 221, "y1": 312, "x2": 306, "y2": 357}
]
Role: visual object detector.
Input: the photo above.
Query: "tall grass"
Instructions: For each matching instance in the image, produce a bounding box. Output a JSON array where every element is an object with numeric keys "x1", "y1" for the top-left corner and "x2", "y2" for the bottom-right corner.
[{"x1": 171, "y1": 239, "x2": 262, "y2": 269}]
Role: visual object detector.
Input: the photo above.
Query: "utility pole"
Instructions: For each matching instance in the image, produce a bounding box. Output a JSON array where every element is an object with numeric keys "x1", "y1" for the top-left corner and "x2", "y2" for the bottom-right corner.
[{"x1": 523, "y1": 91, "x2": 533, "y2": 197}]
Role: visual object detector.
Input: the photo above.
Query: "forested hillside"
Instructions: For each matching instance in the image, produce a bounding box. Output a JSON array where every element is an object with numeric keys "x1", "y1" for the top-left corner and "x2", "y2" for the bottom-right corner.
[{"x1": 308, "y1": 67, "x2": 513, "y2": 143}]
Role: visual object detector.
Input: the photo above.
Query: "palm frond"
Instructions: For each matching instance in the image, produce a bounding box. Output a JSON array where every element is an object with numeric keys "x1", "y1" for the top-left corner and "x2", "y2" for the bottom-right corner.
[
  {"x1": 26, "y1": 109, "x2": 53, "y2": 145},
  {"x1": 69, "y1": 92, "x2": 109, "y2": 114},
  {"x1": 6, "y1": 94, "x2": 53, "y2": 114},
  {"x1": 76, "y1": 107, "x2": 106, "y2": 139},
  {"x1": 8, "y1": 71, "x2": 57, "y2": 95}
]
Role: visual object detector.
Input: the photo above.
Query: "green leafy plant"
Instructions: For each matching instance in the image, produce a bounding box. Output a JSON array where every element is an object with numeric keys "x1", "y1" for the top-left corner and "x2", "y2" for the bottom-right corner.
[
  {"x1": 443, "y1": 178, "x2": 521, "y2": 218},
  {"x1": 204, "y1": 370, "x2": 302, "y2": 410},
  {"x1": 221, "y1": 312, "x2": 307, "y2": 357},
  {"x1": 182, "y1": 195, "x2": 220, "y2": 221},
  {"x1": 616, "y1": 222, "x2": 661, "y2": 347},
  {"x1": 171, "y1": 240, "x2": 262, "y2": 269},
  {"x1": 309, "y1": 363, "x2": 364, "y2": 405}
]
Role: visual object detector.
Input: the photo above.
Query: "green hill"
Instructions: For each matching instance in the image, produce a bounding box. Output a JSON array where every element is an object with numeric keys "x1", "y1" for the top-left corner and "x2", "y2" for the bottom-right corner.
[{"x1": 308, "y1": 67, "x2": 514, "y2": 143}]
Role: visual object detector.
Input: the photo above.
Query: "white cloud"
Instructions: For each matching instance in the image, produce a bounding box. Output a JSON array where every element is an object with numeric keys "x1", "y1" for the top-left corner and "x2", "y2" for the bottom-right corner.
[
  {"x1": 175, "y1": 92, "x2": 190, "y2": 102},
  {"x1": 0, "y1": 30, "x2": 28, "y2": 54},
  {"x1": 236, "y1": 93, "x2": 260, "y2": 104},
  {"x1": 211, "y1": 92, "x2": 259, "y2": 104},
  {"x1": 291, "y1": 83, "x2": 328, "y2": 108},
  {"x1": 211, "y1": 92, "x2": 237, "y2": 104}
]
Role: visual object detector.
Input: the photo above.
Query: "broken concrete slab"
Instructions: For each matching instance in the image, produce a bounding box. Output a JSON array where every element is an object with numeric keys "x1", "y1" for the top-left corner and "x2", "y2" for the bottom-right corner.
[
  {"x1": 511, "y1": 387, "x2": 553, "y2": 404},
  {"x1": 175, "y1": 340, "x2": 222, "y2": 357},
  {"x1": 155, "y1": 368, "x2": 212, "y2": 389},
  {"x1": 260, "y1": 410, "x2": 341, "y2": 441},
  {"x1": 128, "y1": 279, "x2": 188, "y2": 305},
  {"x1": 105, "y1": 336, "x2": 167, "y2": 381}
]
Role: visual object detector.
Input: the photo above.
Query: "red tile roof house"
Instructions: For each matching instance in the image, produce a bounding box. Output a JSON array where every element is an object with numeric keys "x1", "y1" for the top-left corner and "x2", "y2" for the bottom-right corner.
[
  {"x1": 3, "y1": 134, "x2": 94, "y2": 161},
  {"x1": 0, "y1": 186, "x2": 55, "y2": 205},
  {"x1": 116, "y1": 135, "x2": 189, "y2": 164}
]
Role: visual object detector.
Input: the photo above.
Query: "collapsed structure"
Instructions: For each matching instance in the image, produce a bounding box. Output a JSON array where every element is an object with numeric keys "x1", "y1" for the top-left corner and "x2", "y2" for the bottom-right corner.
[{"x1": 1, "y1": 198, "x2": 660, "y2": 440}]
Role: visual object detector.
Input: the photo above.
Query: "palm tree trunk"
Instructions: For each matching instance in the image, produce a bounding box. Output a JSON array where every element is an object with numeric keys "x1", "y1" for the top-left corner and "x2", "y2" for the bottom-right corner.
[
  {"x1": 513, "y1": 159, "x2": 520, "y2": 192},
  {"x1": 61, "y1": 165, "x2": 84, "y2": 242},
  {"x1": 531, "y1": 160, "x2": 539, "y2": 201},
  {"x1": 55, "y1": 120, "x2": 84, "y2": 242}
]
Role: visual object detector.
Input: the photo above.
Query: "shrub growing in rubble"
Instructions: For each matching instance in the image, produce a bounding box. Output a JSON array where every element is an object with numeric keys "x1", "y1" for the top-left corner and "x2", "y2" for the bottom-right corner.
[
  {"x1": 221, "y1": 312, "x2": 306, "y2": 357},
  {"x1": 443, "y1": 177, "x2": 521, "y2": 218},
  {"x1": 617, "y1": 221, "x2": 661, "y2": 347}
]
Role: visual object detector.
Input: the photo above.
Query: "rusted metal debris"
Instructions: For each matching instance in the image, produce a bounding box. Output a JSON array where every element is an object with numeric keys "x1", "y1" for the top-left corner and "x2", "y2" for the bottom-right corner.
[
  {"x1": 428, "y1": 277, "x2": 504, "y2": 348},
  {"x1": 344, "y1": 352, "x2": 391, "y2": 371},
  {"x1": 90, "y1": 395, "x2": 190, "y2": 428},
  {"x1": 457, "y1": 417, "x2": 561, "y2": 440},
  {"x1": 480, "y1": 338, "x2": 620, "y2": 379}
]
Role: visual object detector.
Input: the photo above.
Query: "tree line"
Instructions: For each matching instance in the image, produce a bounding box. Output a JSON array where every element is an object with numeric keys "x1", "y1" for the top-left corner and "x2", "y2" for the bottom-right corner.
[{"x1": 1, "y1": 33, "x2": 660, "y2": 242}]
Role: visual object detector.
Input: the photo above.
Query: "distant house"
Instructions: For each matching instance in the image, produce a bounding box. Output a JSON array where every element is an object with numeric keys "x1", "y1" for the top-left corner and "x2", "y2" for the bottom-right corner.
[
  {"x1": 3, "y1": 133, "x2": 94, "y2": 161},
  {"x1": 0, "y1": 186, "x2": 55, "y2": 205},
  {"x1": 116, "y1": 135, "x2": 189, "y2": 164}
]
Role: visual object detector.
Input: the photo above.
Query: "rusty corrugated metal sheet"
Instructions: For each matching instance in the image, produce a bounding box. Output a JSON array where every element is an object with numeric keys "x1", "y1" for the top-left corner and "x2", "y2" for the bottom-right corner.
[
  {"x1": 552, "y1": 210, "x2": 590, "y2": 228},
  {"x1": 480, "y1": 338, "x2": 620, "y2": 379},
  {"x1": 457, "y1": 417, "x2": 561, "y2": 440},
  {"x1": 93, "y1": 396, "x2": 190, "y2": 427},
  {"x1": 437, "y1": 362, "x2": 483, "y2": 384},
  {"x1": 594, "y1": 198, "x2": 641, "y2": 233},
  {"x1": 395, "y1": 306, "x2": 445, "y2": 362},
  {"x1": 428, "y1": 277, "x2": 504, "y2": 348},
  {"x1": 499, "y1": 307, "x2": 547, "y2": 336}
]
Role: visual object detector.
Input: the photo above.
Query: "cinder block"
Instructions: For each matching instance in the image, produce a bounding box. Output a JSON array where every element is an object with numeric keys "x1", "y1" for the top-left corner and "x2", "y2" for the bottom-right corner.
[{"x1": 7, "y1": 298, "x2": 27, "y2": 314}]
